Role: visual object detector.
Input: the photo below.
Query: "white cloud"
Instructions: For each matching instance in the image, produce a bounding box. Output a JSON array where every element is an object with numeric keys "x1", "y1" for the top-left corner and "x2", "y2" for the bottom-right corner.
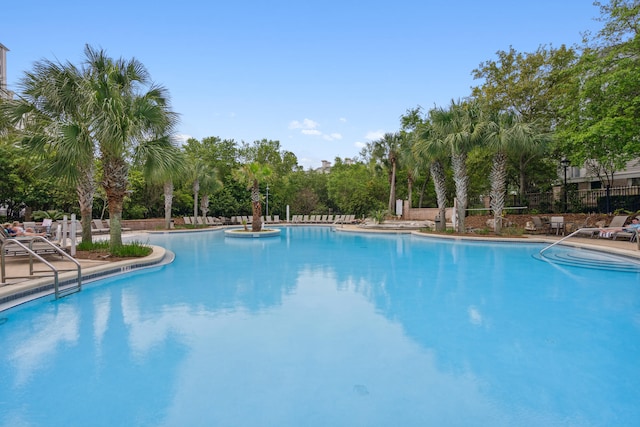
[
  {"x1": 289, "y1": 118, "x2": 318, "y2": 130},
  {"x1": 365, "y1": 130, "x2": 385, "y2": 141},
  {"x1": 354, "y1": 141, "x2": 366, "y2": 149},
  {"x1": 339, "y1": 117, "x2": 347, "y2": 123},
  {"x1": 289, "y1": 118, "x2": 343, "y2": 142}
]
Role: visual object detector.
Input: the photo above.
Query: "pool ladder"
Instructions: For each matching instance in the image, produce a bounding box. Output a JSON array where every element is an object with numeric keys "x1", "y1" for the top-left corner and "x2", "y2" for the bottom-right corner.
[{"x1": 1, "y1": 237, "x2": 82, "y2": 299}]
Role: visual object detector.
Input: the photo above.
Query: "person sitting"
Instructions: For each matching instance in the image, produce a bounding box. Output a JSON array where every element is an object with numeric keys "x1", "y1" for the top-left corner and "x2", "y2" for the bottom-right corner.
[
  {"x1": 605, "y1": 217, "x2": 640, "y2": 232},
  {"x1": 23, "y1": 227, "x2": 46, "y2": 237},
  {"x1": 2, "y1": 223, "x2": 16, "y2": 237},
  {"x1": 12, "y1": 221, "x2": 25, "y2": 236},
  {"x1": 599, "y1": 217, "x2": 640, "y2": 238}
]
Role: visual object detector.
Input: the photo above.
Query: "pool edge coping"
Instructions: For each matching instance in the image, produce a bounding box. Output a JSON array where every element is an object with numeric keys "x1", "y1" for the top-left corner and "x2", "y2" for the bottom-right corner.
[{"x1": 0, "y1": 245, "x2": 171, "y2": 312}]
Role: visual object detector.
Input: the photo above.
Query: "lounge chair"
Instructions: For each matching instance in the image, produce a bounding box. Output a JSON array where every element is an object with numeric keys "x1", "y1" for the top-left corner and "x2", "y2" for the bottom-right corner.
[
  {"x1": 272, "y1": 215, "x2": 280, "y2": 223},
  {"x1": 1, "y1": 228, "x2": 60, "y2": 257},
  {"x1": 92, "y1": 219, "x2": 109, "y2": 234},
  {"x1": 613, "y1": 228, "x2": 638, "y2": 242},
  {"x1": 596, "y1": 215, "x2": 629, "y2": 239},
  {"x1": 183, "y1": 216, "x2": 192, "y2": 225},
  {"x1": 93, "y1": 219, "x2": 131, "y2": 232},
  {"x1": 525, "y1": 216, "x2": 547, "y2": 234},
  {"x1": 206, "y1": 216, "x2": 223, "y2": 226}
]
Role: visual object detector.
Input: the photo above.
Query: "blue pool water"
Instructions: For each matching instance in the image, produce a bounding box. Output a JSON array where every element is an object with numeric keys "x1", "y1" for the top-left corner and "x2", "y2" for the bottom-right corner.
[{"x1": 0, "y1": 227, "x2": 639, "y2": 427}]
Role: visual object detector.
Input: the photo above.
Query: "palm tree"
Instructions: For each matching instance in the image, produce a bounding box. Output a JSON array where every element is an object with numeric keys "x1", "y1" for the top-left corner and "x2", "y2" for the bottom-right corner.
[
  {"x1": 485, "y1": 111, "x2": 548, "y2": 233},
  {"x1": 371, "y1": 132, "x2": 403, "y2": 214},
  {"x1": 84, "y1": 45, "x2": 178, "y2": 249},
  {"x1": 136, "y1": 135, "x2": 185, "y2": 229},
  {"x1": 430, "y1": 100, "x2": 485, "y2": 233},
  {"x1": 413, "y1": 121, "x2": 449, "y2": 231},
  {"x1": 233, "y1": 162, "x2": 272, "y2": 232},
  {"x1": 187, "y1": 156, "x2": 222, "y2": 226},
  {"x1": 7, "y1": 58, "x2": 97, "y2": 243}
]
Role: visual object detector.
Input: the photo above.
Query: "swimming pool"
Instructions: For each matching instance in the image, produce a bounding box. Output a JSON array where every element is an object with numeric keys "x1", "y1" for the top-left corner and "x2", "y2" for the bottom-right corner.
[{"x1": 0, "y1": 227, "x2": 639, "y2": 427}]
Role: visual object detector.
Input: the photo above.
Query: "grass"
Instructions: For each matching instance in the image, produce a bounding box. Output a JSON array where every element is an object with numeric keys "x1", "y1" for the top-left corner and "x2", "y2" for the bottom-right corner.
[{"x1": 77, "y1": 240, "x2": 153, "y2": 257}]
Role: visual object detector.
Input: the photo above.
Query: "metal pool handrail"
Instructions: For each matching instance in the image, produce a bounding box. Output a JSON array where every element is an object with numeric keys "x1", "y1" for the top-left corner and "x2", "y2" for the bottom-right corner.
[
  {"x1": 539, "y1": 227, "x2": 601, "y2": 255},
  {"x1": 1, "y1": 237, "x2": 82, "y2": 299}
]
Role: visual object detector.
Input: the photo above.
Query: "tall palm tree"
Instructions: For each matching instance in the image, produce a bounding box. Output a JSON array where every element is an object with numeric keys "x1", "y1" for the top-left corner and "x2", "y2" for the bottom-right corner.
[
  {"x1": 233, "y1": 162, "x2": 272, "y2": 232},
  {"x1": 7, "y1": 59, "x2": 97, "y2": 243},
  {"x1": 371, "y1": 132, "x2": 403, "y2": 214},
  {"x1": 136, "y1": 135, "x2": 185, "y2": 229},
  {"x1": 413, "y1": 121, "x2": 449, "y2": 231},
  {"x1": 485, "y1": 112, "x2": 548, "y2": 233},
  {"x1": 84, "y1": 45, "x2": 178, "y2": 249},
  {"x1": 187, "y1": 156, "x2": 221, "y2": 226},
  {"x1": 430, "y1": 100, "x2": 485, "y2": 233}
]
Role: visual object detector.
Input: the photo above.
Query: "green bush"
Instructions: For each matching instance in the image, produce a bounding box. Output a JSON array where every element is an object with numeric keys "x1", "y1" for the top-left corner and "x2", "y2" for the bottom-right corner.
[{"x1": 77, "y1": 239, "x2": 152, "y2": 257}]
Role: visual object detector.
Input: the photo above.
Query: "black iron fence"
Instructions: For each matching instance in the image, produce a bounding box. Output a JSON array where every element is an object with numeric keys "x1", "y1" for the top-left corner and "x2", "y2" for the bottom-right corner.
[{"x1": 525, "y1": 186, "x2": 640, "y2": 213}]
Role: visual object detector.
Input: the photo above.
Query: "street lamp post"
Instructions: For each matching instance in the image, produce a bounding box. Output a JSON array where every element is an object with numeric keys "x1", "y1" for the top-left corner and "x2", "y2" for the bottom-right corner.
[{"x1": 561, "y1": 158, "x2": 570, "y2": 213}]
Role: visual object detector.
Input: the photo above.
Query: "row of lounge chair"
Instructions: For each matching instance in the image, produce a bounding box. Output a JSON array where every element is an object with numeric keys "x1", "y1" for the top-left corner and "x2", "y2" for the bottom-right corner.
[
  {"x1": 183, "y1": 216, "x2": 227, "y2": 226},
  {"x1": 290, "y1": 214, "x2": 358, "y2": 224},
  {"x1": 229, "y1": 216, "x2": 281, "y2": 225},
  {"x1": 181, "y1": 214, "x2": 359, "y2": 226}
]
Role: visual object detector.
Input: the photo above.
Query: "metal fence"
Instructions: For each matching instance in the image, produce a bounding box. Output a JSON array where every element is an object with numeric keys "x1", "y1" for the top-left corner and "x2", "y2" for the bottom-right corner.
[{"x1": 525, "y1": 186, "x2": 640, "y2": 213}]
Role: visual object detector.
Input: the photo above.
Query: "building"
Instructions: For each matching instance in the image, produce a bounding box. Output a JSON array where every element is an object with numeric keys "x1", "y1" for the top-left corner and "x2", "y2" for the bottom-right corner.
[
  {"x1": 0, "y1": 43, "x2": 10, "y2": 99},
  {"x1": 565, "y1": 159, "x2": 640, "y2": 190}
]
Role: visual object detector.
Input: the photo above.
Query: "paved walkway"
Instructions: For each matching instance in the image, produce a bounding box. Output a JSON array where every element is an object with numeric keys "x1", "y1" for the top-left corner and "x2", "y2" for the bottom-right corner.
[{"x1": 1, "y1": 225, "x2": 638, "y2": 310}]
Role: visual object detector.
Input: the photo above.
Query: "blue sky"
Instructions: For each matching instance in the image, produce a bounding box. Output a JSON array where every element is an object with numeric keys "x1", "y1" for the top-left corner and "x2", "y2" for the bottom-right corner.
[{"x1": 3, "y1": 1, "x2": 602, "y2": 169}]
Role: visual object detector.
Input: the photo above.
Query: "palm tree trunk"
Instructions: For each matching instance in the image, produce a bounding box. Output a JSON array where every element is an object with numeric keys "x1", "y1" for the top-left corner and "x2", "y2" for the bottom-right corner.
[
  {"x1": 251, "y1": 180, "x2": 262, "y2": 232},
  {"x1": 163, "y1": 180, "x2": 173, "y2": 229},
  {"x1": 431, "y1": 160, "x2": 447, "y2": 232},
  {"x1": 452, "y1": 152, "x2": 468, "y2": 233},
  {"x1": 388, "y1": 159, "x2": 397, "y2": 214},
  {"x1": 490, "y1": 151, "x2": 508, "y2": 234},
  {"x1": 418, "y1": 174, "x2": 429, "y2": 208},
  {"x1": 407, "y1": 174, "x2": 413, "y2": 211},
  {"x1": 77, "y1": 164, "x2": 96, "y2": 243},
  {"x1": 103, "y1": 156, "x2": 127, "y2": 249},
  {"x1": 200, "y1": 194, "x2": 210, "y2": 222},
  {"x1": 193, "y1": 179, "x2": 199, "y2": 228}
]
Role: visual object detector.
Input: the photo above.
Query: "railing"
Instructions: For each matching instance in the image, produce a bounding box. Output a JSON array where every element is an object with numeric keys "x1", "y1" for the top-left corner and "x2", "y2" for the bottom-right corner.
[
  {"x1": 1, "y1": 237, "x2": 82, "y2": 299},
  {"x1": 526, "y1": 186, "x2": 640, "y2": 213}
]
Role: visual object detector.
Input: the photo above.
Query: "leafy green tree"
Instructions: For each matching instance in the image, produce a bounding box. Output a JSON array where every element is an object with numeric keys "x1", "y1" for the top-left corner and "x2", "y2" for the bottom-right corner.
[
  {"x1": 555, "y1": 0, "x2": 640, "y2": 185},
  {"x1": 327, "y1": 160, "x2": 386, "y2": 216},
  {"x1": 472, "y1": 45, "x2": 576, "y2": 197}
]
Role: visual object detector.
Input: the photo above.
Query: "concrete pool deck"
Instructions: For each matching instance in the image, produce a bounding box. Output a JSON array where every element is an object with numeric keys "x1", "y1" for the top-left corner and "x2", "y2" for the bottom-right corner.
[{"x1": 1, "y1": 224, "x2": 638, "y2": 310}]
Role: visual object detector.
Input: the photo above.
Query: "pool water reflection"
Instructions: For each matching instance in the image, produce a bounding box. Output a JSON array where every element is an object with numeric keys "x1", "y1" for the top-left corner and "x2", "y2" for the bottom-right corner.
[{"x1": 0, "y1": 227, "x2": 638, "y2": 426}]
